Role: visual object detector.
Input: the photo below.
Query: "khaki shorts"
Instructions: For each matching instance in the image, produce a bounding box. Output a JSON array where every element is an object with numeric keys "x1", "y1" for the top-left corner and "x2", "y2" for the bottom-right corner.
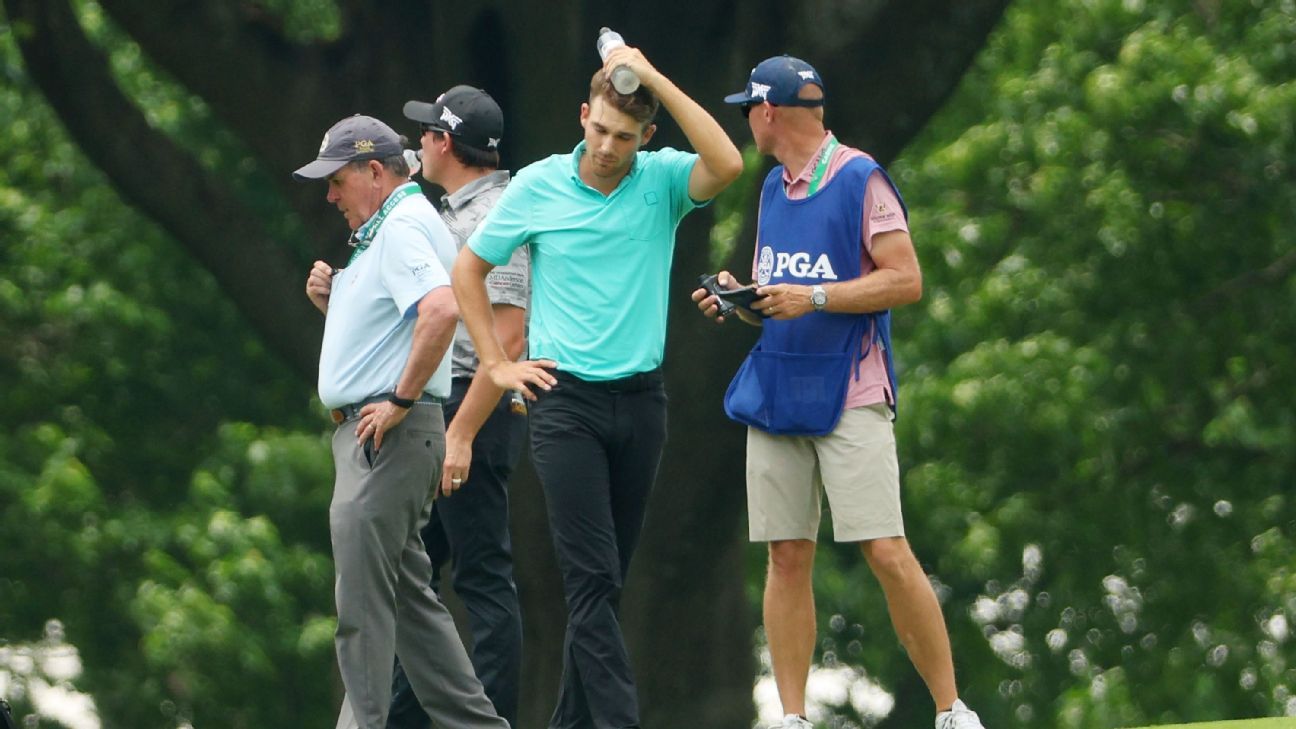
[{"x1": 746, "y1": 403, "x2": 904, "y2": 543}]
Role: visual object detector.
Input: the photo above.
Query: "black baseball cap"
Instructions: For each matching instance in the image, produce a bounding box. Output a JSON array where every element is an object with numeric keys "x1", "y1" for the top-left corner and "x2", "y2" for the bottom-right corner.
[
  {"x1": 404, "y1": 86, "x2": 503, "y2": 153},
  {"x1": 293, "y1": 114, "x2": 404, "y2": 180},
  {"x1": 724, "y1": 55, "x2": 826, "y2": 107}
]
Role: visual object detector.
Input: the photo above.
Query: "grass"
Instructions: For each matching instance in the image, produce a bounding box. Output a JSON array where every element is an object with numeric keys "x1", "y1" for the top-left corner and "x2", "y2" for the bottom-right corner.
[{"x1": 1126, "y1": 720, "x2": 1296, "y2": 729}]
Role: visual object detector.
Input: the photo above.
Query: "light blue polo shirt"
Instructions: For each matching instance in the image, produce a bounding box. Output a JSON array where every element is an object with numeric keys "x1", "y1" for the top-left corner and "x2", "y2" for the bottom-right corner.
[
  {"x1": 468, "y1": 142, "x2": 702, "y2": 380},
  {"x1": 318, "y1": 187, "x2": 458, "y2": 408}
]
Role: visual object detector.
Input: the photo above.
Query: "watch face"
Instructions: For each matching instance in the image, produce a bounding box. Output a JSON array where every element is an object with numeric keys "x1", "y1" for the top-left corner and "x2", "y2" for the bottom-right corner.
[{"x1": 812, "y1": 288, "x2": 827, "y2": 307}]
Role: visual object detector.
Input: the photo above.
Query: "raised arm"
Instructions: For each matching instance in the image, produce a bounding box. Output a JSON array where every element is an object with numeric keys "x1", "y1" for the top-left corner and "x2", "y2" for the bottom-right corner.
[{"x1": 603, "y1": 46, "x2": 743, "y2": 201}]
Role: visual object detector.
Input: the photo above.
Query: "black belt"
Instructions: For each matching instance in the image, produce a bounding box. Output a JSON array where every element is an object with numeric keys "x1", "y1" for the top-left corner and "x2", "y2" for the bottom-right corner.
[
  {"x1": 330, "y1": 392, "x2": 445, "y2": 424},
  {"x1": 552, "y1": 368, "x2": 663, "y2": 394}
]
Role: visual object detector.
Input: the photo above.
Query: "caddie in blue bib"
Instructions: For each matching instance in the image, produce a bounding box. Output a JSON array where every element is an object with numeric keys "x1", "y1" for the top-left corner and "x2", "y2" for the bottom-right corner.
[{"x1": 724, "y1": 155, "x2": 906, "y2": 436}]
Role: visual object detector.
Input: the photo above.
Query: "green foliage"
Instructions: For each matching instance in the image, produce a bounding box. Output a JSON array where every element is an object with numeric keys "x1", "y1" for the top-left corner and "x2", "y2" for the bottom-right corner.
[
  {"x1": 709, "y1": 144, "x2": 767, "y2": 270},
  {"x1": 808, "y1": 0, "x2": 1296, "y2": 726},
  {"x1": 0, "y1": 7, "x2": 338, "y2": 727},
  {"x1": 4, "y1": 0, "x2": 1295, "y2": 726},
  {"x1": 253, "y1": 0, "x2": 342, "y2": 44}
]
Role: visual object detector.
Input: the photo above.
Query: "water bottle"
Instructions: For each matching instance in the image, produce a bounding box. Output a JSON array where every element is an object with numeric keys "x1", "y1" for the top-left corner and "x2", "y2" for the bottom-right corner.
[{"x1": 596, "y1": 27, "x2": 641, "y2": 95}]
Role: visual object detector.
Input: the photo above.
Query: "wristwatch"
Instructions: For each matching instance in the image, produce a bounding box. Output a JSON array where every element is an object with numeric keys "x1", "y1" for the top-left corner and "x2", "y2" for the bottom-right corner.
[
  {"x1": 811, "y1": 285, "x2": 828, "y2": 312},
  {"x1": 388, "y1": 393, "x2": 416, "y2": 409}
]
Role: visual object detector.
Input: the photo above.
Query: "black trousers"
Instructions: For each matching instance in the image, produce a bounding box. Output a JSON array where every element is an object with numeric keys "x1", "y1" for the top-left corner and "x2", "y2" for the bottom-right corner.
[
  {"x1": 530, "y1": 370, "x2": 668, "y2": 729},
  {"x1": 388, "y1": 377, "x2": 528, "y2": 729}
]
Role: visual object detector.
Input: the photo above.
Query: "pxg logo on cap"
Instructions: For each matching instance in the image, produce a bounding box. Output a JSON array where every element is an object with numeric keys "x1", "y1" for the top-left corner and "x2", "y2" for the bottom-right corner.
[
  {"x1": 724, "y1": 55, "x2": 826, "y2": 108},
  {"x1": 294, "y1": 114, "x2": 404, "y2": 180},
  {"x1": 404, "y1": 86, "x2": 504, "y2": 153}
]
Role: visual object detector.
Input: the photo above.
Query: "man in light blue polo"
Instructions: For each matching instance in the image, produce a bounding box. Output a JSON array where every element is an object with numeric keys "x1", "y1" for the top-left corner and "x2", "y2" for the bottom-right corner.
[
  {"x1": 296, "y1": 114, "x2": 507, "y2": 729},
  {"x1": 452, "y1": 46, "x2": 743, "y2": 729}
]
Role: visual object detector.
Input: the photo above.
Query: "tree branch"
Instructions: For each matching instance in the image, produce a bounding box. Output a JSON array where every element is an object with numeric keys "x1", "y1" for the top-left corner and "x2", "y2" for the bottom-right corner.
[
  {"x1": 4, "y1": 0, "x2": 323, "y2": 379},
  {"x1": 1198, "y1": 248, "x2": 1296, "y2": 308}
]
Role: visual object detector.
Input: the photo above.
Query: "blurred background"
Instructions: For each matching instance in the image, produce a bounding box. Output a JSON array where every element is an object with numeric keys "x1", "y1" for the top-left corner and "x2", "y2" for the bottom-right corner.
[{"x1": 0, "y1": 1, "x2": 1293, "y2": 727}]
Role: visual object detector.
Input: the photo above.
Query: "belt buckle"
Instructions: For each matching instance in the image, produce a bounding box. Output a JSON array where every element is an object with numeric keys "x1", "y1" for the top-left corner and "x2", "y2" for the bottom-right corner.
[{"x1": 330, "y1": 409, "x2": 345, "y2": 425}]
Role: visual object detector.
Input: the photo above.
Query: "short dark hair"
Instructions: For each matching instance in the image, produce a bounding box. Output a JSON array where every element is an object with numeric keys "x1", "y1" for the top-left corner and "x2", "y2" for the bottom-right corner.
[
  {"x1": 588, "y1": 69, "x2": 659, "y2": 128},
  {"x1": 344, "y1": 153, "x2": 409, "y2": 178},
  {"x1": 431, "y1": 130, "x2": 500, "y2": 170}
]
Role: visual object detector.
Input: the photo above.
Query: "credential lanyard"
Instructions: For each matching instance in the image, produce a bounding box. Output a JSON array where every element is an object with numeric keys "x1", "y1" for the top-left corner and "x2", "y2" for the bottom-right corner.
[
  {"x1": 346, "y1": 182, "x2": 420, "y2": 266},
  {"x1": 806, "y1": 136, "x2": 840, "y2": 197}
]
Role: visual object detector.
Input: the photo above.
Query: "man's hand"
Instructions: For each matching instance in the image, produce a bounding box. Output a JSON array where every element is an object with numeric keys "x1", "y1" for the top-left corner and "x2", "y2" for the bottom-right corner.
[
  {"x1": 601, "y1": 45, "x2": 662, "y2": 90},
  {"x1": 440, "y1": 428, "x2": 471, "y2": 496},
  {"x1": 356, "y1": 400, "x2": 411, "y2": 453},
  {"x1": 753, "y1": 283, "x2": 814, "y2": 320},
  {"x1": 691, "y1": 270, "x2": 741, "y2": 323},
  {"x1": 485, "y1": 359, "x2": 558, "y2": 400},
  {"x1": 306, "y1": 260, "x2": 334, "y2": 314}
]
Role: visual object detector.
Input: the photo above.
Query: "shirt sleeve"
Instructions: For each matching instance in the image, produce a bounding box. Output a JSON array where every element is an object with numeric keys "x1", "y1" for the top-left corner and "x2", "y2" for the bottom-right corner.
[
  {"x1": 486, "y1": 246, "x2": 530, "y2": 309},
  {"x1": 380, "y1": 216, "x2": 451, "y2": 319},
  {"x1": 862, "y1": 169, "x2": 909, "y2": 255},
  {"x1": 468, "y1": 174, "x2": 532, "y2": 266},
  {"x1": 652, "y1": 147, "x2": 706, "y2": 222}
]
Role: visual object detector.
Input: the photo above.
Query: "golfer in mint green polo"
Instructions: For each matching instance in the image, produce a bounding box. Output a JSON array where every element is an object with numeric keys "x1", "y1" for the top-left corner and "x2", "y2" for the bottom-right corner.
[{"x1": 454, "y1": 46, "x2": 743, "y2": 729}]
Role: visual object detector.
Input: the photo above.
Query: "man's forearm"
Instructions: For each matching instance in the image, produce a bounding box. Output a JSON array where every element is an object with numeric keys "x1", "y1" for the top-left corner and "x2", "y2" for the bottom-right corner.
[
  {"x1": 446, "y1": 368, "x2": 504, "y2": 441},
  {"x1": 822, "y1": 268, "x2": 922, "y2": 314},
  {"x1": 394, "y1": 289, "x2": 457, "y2": 399},
  {"x1": 445, "y1": 305, "x2": 527, "y2": 441},
  {"x1": 652, "y1": 76, "x2": 742, "y2": 183}
]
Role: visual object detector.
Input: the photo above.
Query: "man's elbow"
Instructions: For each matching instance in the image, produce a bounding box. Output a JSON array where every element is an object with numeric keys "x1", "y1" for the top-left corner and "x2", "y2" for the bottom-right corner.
[
  {"x1": 714, "y1": 150, "x2": 744, "y2": 187},
  {"x1": 501, "y1": 332, "x2": 527, "y2": 362},
  {"x1": 421, "y1": 287, "x2": 459, "y2": 329},
  {"x1": 452, "y1": 249, "x2": 489, "y2": 292},
  {"x1": 902, "y1": 273, "x2": 923, "y2": 306}
]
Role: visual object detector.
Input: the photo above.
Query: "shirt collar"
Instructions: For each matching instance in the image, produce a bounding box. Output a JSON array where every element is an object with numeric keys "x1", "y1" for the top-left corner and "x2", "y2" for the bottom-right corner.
[
  {"x1": 441, "y1": 170, "x2": 511, "y2": 212},
  {"x1": 570, "y1": 140, "x2": 641, "y2": 186},
  {"x1": 355, "y1": 181, "x2": 420, "y2": 241},
  {"x1": 783, "y1": 131, "x2": 837, "y2": 185}
]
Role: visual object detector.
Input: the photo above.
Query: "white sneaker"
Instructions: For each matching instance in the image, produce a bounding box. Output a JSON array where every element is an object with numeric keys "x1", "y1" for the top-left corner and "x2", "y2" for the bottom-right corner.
[
  {"x1": 936, "y1": 700, "x2": 985, "y2": 729},
  {"x1": 779, "y1": 714, "x2": 813, "y2": 729}
]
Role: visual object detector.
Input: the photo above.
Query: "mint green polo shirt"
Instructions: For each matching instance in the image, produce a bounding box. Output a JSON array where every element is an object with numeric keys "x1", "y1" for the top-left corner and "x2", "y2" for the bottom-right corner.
[{"x1": 468, "y1": 141, "x2": 703, "y2": 380}]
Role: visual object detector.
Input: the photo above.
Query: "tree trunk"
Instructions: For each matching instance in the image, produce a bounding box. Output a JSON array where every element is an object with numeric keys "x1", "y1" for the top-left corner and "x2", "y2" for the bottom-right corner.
[{"x1": 2, "y1": 0, "x2": 1010, "y2": 725}]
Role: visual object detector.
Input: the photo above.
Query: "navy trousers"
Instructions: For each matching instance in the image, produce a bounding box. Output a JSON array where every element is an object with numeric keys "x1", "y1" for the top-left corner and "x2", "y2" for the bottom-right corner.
[{"x1": 529, "y1": 370, "x2": 667, "y2": 729}]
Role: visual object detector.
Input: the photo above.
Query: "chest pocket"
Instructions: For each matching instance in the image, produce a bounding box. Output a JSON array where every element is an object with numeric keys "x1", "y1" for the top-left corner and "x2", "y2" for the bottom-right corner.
[{"x1": 620, "y1": 190, "x2": 662, "y2": 241}]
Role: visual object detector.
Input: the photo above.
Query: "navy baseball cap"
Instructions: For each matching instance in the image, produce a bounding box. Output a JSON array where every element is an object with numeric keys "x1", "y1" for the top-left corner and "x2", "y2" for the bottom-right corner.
[
  {"x1": 724, "y1": 55, "x2": 825, "y2": 107},
  {"x1": 404, "y1": 86, "x2": 503, "y2": 153},
  {"x1": 294, "y1": 115, "x2": 404, "y2": 180}
]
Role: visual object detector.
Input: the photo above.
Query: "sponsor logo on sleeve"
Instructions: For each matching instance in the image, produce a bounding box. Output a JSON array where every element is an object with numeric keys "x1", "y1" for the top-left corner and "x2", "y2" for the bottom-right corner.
[
  {"x1": 410, "y1": 262, "x2": 433, "y2": 282},
  {"x1": 871, "y1": 201, "x2": 898, "y2": 223}
]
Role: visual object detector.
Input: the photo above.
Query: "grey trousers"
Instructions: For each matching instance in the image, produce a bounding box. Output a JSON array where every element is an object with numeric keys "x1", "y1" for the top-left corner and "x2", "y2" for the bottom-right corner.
[{"x1": 329, "y1": 403, "x2": 506, "y2": 729}]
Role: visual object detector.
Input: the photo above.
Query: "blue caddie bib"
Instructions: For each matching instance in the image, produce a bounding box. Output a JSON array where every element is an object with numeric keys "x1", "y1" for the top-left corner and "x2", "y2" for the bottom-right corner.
[{"x1": 724, "y1": 156, "x2": 906, "y2": 435}]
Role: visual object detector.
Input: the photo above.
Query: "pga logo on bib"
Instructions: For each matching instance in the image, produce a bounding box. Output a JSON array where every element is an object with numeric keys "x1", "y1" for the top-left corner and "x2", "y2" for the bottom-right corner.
[{"x1": 756, "y1": 245, "x2": 839, "y2": 285}]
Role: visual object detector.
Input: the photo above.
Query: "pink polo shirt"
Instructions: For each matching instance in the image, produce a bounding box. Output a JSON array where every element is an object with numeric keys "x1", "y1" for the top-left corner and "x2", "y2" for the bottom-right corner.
[{"x1": 755, "y1": 131, "x2": 909, "y2": 409}]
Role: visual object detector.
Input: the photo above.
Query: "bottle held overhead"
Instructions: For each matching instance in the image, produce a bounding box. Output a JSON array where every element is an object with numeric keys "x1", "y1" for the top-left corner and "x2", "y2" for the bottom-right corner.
[{"x1": 596, "y1": 26, "x2": 641, "y2": 94}]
